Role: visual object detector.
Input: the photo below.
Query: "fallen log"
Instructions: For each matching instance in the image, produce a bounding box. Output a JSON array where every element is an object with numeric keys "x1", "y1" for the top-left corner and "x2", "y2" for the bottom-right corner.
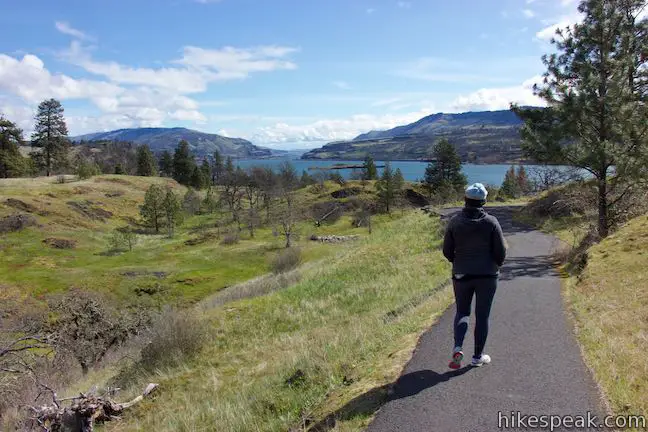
[{"x1": 29, "y1": 383, "x2": 158, "y2": 432}]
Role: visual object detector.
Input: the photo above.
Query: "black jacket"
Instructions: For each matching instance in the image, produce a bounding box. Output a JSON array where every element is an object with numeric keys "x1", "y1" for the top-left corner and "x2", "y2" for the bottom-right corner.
[{"x1": 442, "y1": 207, "x2": 507, "y2": 277}]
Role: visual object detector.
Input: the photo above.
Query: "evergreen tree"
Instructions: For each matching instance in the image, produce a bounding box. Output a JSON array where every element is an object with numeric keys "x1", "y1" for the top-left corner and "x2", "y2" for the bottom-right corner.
[
  {"x1": 212, "y1": 150, "x2": 224, "y2": 184},
  {"x1": 31, "y1": 98, "x2": 70, "y2": 176},
  {"x1": 512, "y1": 0, "x2": 648, "y2": 237},
  {"x1": 516, "y1": 165, "x2": 530, "y2": 194},
  {"x1": 190, "y1": 166, "x2": 204, "y2": 189},
  {"x1": 0, "y1": 116, "x2": 27, "y2": 178},
  {"x1": 114, "y1": 164, "x2": 125, "y2": 175},
  {"x1": 500, "y1": 165, "x2": 521, "y2": 198},
  {"x1": 202, "y1": 186, "x2": 220, "y2": 214},
  {"x1": 159, "y1": 150, "x2": 173, "y2": 177},
  {"x1": 376, "y1": 161, "x2": 397, "y2": 213},
  {"x1": 200, "y1": 158, "x2": 211, "y2": 186},
  {"x1": 136, "y1": 145, "x2": 157, "y2": 176},
  {"x1": 163, "y1": 187, "x2": 183, "y2": 237},
  {"x1": 362, "y1": 154, "x2": 378, "y2": 180},
  {"x1": 423, "y1": 139, "x2": 467, "y2": 198},
  {"x1": 172, "y1": 140, "x2": 197, "y2": 186},
  {"x1": 225, "y1": 156, "x2": 235, "y2": 178},
  {"x1": 140, "y1": 184, "x2": 165, "y2": 233},
  {"x1": 394, "y1": 167, "x2": 405, "y2": 191},
  {"x1": 300, "y1": 170, "x2": 315, "y2": 187}
]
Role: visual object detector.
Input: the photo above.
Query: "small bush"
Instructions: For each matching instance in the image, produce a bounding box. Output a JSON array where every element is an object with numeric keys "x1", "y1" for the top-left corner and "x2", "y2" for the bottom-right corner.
[
  {"x1": 76, "y1": 161, "x2": 102, "y2": 180},
  {"x1": 140, "y1": 307, "x2": 208, "y2": 370},
  {"x1": 56, "y1": 175, "x2": 66, "y2": 184},
  {"x1": 271, "y1": 247, "x2": 302, "y2": 274},
  {"x1": 220, "y1": 233, "x2": 239, "y2": 245}
]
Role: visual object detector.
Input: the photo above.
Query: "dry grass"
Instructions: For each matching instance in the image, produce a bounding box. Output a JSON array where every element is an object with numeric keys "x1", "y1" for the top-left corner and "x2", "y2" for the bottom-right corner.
[
  {"x1": 99, "y1": 211, "x2": 453, "y2": 432},
  {"x1": 563, "y1": 214, "x2": 648, "y2": 428}
]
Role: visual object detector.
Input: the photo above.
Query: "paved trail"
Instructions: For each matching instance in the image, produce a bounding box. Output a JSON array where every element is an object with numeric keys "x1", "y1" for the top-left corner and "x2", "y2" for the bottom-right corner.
[{"x1": 366, "y1": 206, "x2": 605, "y2": 432}]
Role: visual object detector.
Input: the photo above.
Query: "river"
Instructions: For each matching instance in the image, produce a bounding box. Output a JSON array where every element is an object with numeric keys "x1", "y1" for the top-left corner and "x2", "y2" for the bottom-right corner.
[{"x1": 235, "y1": 159, "x2": 560, "y2": 186}]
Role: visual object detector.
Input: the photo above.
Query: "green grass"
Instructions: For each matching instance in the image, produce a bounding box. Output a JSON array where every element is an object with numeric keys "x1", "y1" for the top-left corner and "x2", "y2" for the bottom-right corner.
[
  {"x1": 563, "y1": 215, "x2": 648, "y2": 430},
  {"x1": 0, "y1": 175, "x2": 388, "y2": 306},
  {"x1": 100, "y1": 211, "x2": 453, "y2": 432}
]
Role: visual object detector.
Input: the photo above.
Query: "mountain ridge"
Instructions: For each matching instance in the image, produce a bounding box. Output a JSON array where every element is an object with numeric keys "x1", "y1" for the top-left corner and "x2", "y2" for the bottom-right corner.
[
  {"x1": 72, "y1": 127, "x2": 272, "y2": 158},
  {"x1": 302, "y1": 109, "x2": 533, "y2": 163}
]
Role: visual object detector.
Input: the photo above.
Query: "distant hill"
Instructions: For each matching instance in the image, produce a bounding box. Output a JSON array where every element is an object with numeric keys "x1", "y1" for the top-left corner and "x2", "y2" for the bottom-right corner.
[
  {"x1": 302, "y1": 109, "x2": 531, "y2": 163},
  {"x1": 72, "y1": 127, "x2": 272, "y2": 158}
]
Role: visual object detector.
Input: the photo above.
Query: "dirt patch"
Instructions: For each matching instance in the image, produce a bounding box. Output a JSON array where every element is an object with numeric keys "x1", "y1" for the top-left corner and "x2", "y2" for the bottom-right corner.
[
  {"x1": 43, "y1": 237, "x2": 77, "y2": 249},
  {"x1": 121, "y1": 270, "x2": 168, "y2": 279},
  {"x1": 185, "y1": 232, "x2": 219, "y2": 246},
  {"x1": 67, "y1": 200, "x2": 113, "y2": 221},
  {"x1": 4, "y1": 198, "x2": 50, "y2": 216},
  {"x1": 331, "y1": 187, "x2": 362, "y2": 199},
  {"x1": 404, "y1": 188, "x2": 430, "y2": 207},
  {"x1": 0, "y1": 214, "x2": 38, "y2": 234},
  {"x1": 95, "y1": 177, "x2": 133, "y2": 186},
  {"x1": 105, "y1": 191, "x2": 125, "y2": 198},
  {"x1": 73, "y1": 186, "x2": 93, "y2": 194}
]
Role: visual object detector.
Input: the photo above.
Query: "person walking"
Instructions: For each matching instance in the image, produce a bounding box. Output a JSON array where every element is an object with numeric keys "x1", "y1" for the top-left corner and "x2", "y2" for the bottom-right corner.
[{"x1": 442, "y1": 183, "x2": 507, "y2": 369}]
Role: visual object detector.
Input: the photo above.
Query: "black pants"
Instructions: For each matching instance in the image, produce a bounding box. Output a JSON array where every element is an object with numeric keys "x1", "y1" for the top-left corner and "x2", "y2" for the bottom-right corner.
[{"x1": 453, "y1": 277, "x2": 498, "y2": 358}]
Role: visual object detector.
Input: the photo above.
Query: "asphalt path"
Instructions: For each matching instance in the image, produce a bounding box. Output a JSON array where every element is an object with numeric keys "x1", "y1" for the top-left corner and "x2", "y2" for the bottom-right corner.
[{"x1": 366, "y1": 206, "x2": 606, "y2": 432}]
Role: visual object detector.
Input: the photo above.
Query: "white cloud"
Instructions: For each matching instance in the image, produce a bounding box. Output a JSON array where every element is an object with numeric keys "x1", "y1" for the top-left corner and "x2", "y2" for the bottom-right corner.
[
  {"x1": 332, "y1": 80, "x2": 351, "y2": 90},
  {"x1": 63, "y1": 42, "x2": 299, "y2": 94},
  {"x1": 0, "y1": 53, "x2": 123, "y2": 104},
  {"x1": 397, "y1": 2, "x2": 412, "y2": 8},
  {"x1": 523, "y1": 9, "x2": 535, "y2": 18},
  {"x1": 535, "y1": 12, "x2": 580, "y2": 41},
  {"x1": 243, "y1": 108, "x2": 437, "y2": 145},
  {"x1": 169, "y1": 109, "x2": 207, "y2": 123},
  {"x1": 450, "y1": 75, "x2": 545, "y2": 111},
  {"x1": 55, "y1": 21, "x2": 92, "y2": 40}
]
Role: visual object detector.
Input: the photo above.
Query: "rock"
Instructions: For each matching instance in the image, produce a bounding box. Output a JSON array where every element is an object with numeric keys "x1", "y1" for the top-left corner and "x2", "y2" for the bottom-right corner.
[
  {"x1": 0, "y1": 214, "x2": 38, "y2": 234},
  {"x1": 310, "y1": 234, "x2": 360, "y2": 243},
  {"x1": 331, "y1": 187, "x2": 362, "y2": 199},
  {"x1": 43, "y1": 238, "x2": 77, "y2": 249}
]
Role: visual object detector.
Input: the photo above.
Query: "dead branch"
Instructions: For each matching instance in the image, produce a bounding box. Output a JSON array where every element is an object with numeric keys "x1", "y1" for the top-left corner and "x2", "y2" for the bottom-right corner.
[{"x1": 29, "y1": 383, "x2": 158, "y2": 432}]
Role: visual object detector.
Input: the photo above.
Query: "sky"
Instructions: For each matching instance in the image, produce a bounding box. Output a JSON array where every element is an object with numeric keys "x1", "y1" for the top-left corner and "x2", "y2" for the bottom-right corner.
[{"x1": 0, "y1": 0, "x2": 584, "y2": 149}]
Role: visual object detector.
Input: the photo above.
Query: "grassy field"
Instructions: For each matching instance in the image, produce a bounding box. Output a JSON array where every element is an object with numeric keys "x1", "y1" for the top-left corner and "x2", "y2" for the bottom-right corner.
[
  {"x1": 0, "y1": 175, "x2": 393, "y2": 307},
  {"x1": 93, "y1": 210, "x2": 452, "y2": 432}
]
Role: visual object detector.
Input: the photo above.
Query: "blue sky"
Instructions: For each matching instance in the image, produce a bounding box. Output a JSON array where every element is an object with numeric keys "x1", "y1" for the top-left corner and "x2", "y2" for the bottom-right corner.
[{"x1": 0, "y1": 0, "x2": 581, "y2": 149}]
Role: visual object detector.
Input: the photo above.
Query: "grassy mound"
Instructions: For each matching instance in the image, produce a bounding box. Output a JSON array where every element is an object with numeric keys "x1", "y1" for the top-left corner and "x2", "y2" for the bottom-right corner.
[{"x1": 565, "y1": 214, "x2": 648, "y2": 423}]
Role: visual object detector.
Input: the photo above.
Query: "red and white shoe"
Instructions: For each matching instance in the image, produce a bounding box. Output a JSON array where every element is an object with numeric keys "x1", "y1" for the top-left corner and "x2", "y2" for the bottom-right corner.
[{"x1": 448, "y1": 347, "x2": 464, "y2": 369}]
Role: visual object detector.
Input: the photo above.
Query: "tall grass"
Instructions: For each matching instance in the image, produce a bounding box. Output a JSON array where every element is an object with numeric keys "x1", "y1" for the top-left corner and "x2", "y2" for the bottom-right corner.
[{"x1": 103, "y1": 211, "x2": 453, "y2": 431}]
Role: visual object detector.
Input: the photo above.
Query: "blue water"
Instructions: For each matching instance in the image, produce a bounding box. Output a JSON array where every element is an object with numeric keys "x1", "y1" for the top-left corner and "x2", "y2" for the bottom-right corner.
[{"x1": 235, "y1": 159, "x2": 547, "y2": 186}]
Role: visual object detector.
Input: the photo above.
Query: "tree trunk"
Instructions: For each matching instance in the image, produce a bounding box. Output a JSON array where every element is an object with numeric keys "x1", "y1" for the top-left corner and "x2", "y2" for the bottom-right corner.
[{"x1": 597, "y1": 176, "x2": 609, "y2": 238}]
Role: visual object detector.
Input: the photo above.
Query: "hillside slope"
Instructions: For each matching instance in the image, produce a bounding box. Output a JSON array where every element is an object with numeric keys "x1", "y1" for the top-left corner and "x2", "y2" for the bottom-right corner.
[
  {"x1": 302, "y1": 109, "x2": 527, "y2": 163},
  {"x1": 73, "y1": 127, "x2": 272, "y2": 158},
  {"x1": 564, "y1": 214, "x2": 648, "y2": 421}
]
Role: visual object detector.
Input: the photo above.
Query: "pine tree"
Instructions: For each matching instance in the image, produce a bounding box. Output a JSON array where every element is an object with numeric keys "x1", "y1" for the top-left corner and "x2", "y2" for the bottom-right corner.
[
  {"x1": 500, "y1": 165, "x2": 521, "y2": 198},
  {"x1": 31, "y1": 98, "x2": 70, "y2": 176},
  {"x1": 225, "y1": 157, "x2": 235, "y2": 178},
  {"x1": 200, "y1": 158, "x2": 211, "y2": 186},
  {"x1": 0, "y1": 116, "x2": 27, "y2": 178},
  {"x1": 140, "y1": 184, "x2": 165, "y2": 233},
  {"x1": 172, "y1": 140, "x2": 197, "y2": 186},
  {"x1": 212, "y1": 150, "x2": 224, "y2": 184},
  {"x1": 376, "y1": 161, "x2": 396, "y2": 213},
  {"x1": 163, "y1": 187, "x2": 183, "y2": 238},
  {"x1": 159, "y1": 150, "x2": 173, "y2": 177},
  {"x1": 183, "y1": 188, "x2": 201, "y2": 215},
  {"x1": 136, "y1": 145, "x2": 157, "y2": 176},
  {"x1": 424, "y1": 138, "x2": 467, "y2": 199},
  {"x1": 512, "y1": 0, "x2": 648, "y2": 237},
  {"x1": 190, "y1": 166, "x2": 204, "y2": 189},
  {"x1": 202, "y1": 186, "x2": 220, "y2": 214},
  {"x1": 516, "y1": 165, "x2": 529, "y2": 195},
  {"x1": 362, "y1": 154, "x2": 378, "y2": 180}
]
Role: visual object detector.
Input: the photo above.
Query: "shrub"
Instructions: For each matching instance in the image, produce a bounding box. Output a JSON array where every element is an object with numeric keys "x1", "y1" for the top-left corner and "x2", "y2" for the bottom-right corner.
[
  {"x1": 220, "y1": 233, "x2": 239, "y2": 245},
  {"x1": 55, "y1": 175, "x2": 66, "y2": 184},
  {"x1": 140, "y1": 307, "x2": 208, "y2": 370},
  {"x1": 109, "y1": 227, "x2": 138, "y2": 252},
  {"x1": 183, "y1": 188, "x2": 202, "y2": 215},
  {"x1": 271, "y1": 247, "x2": 302, "y2": 274},
  {"x1": 76, "y1": 160, "x2": 102, "y2": 180}
]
